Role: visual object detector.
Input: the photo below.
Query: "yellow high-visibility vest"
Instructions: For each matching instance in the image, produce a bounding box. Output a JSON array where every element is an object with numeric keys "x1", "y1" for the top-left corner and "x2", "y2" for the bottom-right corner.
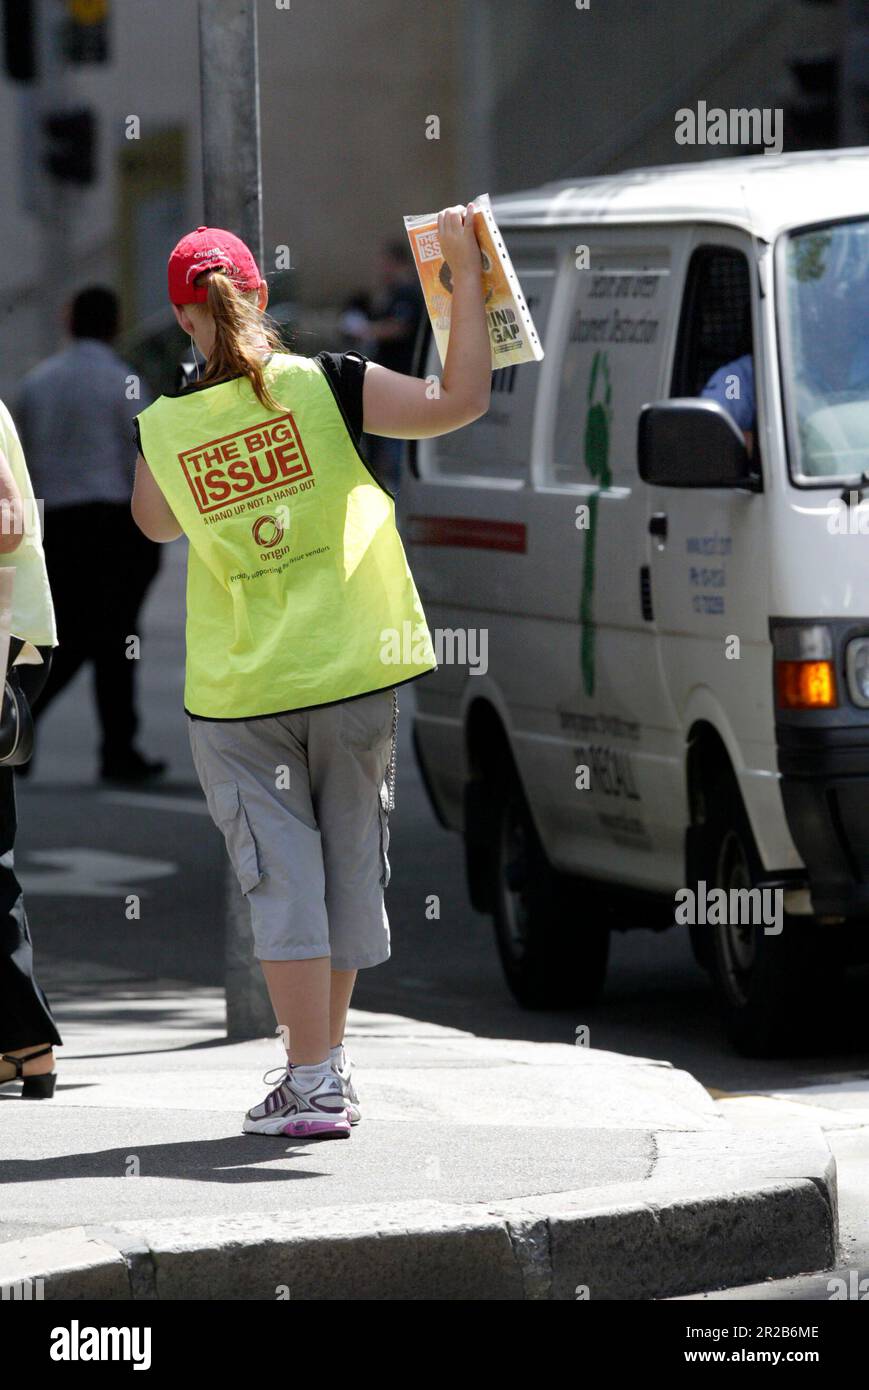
[{"x1": 136, "y1": 353, "x2": 436, "y2": 719}]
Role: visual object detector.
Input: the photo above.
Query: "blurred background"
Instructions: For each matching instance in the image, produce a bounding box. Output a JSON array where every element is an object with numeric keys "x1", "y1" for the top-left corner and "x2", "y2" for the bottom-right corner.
[
  {"x1": 0, "y1": 0, "x2": 867, "y2": 401},
  {"x1": 4, "y1": 4, "x2": 869, "y2": 1298},
  {"x1": 4, "y1": 0, "x2": 869, "y2": 1099}
]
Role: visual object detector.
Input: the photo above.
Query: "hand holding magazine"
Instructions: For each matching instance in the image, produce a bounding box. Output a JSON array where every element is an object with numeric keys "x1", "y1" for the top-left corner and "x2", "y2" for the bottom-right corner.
[{"x1": 404, "y1": 193, "x2": 544, "y2": 371}]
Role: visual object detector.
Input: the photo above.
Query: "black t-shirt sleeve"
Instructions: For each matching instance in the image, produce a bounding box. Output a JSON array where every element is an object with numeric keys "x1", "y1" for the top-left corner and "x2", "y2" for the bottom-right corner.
[
  {"x1": 315, "y1": 350, "x2": 369, "y2": 443},
  {"x1": 132, "y1": 416, "x2": 143, "y2": 458}
]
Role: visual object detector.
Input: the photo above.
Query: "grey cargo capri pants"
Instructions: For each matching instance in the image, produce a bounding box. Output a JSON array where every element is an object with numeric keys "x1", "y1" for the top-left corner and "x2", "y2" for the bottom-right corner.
[{"x1": 188, "y1": 687, "x2": 397, "y2": 970}]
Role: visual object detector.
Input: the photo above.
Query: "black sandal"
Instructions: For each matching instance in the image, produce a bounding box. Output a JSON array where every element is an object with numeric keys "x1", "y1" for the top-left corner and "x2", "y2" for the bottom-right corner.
[{"x1": 0, "y1": 1046, "x2": 57, "y2": 1099}]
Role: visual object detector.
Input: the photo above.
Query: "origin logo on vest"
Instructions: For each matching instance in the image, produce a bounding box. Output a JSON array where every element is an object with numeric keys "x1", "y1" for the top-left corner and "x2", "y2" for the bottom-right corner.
[
  {"x1": 252, "y1": 514, "x2": 285, "y2": 549},
  {"x1": 179, "y1": 412, "x2": 313, "y2": 514}
]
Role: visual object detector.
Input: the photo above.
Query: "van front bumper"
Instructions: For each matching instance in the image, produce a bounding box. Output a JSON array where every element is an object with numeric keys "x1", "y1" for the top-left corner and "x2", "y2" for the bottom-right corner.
[{"x1": 777, "y1": 723, "x2": 869, "y2": 919}]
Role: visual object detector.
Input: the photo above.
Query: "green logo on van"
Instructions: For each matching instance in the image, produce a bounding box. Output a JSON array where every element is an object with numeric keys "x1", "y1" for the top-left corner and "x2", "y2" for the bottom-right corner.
[{"x1": 580, "y1": 350, "x2": 612, "y2": 696}]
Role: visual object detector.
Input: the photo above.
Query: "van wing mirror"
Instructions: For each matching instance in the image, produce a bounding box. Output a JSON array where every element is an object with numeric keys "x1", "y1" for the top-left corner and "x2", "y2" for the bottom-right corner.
[{"x1": 638, "y1": 398, "x2": 758, "y2": 489}]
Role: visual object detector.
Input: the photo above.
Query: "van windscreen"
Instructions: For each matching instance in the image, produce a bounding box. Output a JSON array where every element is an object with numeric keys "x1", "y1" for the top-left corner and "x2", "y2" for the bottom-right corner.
[{"x1": 781, "y1": 219, "x2": 869, "y2": 484}]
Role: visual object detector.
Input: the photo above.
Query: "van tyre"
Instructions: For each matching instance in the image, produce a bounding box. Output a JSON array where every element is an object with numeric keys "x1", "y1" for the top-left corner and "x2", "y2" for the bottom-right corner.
[
  {"x1": 490, "y1": 772, "x2": 609, "y2": 1009},
  {"x1": 701, "y1": 774, "x2": 834, "y2": 1057}
]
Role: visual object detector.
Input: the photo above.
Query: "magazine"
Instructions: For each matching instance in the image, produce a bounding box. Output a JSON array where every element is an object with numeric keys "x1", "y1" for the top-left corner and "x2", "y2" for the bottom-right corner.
[{"x1": 404, "y1": 193, "x2": 544, "y2": 371}]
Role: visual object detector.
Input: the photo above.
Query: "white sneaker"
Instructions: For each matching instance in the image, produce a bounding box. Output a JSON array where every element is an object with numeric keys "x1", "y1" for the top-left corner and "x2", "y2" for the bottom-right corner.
[
  {"x1": 243, "y1": 1063, "x2": 351, "y2": 1139},
  {"x1": 331, "y1": 1044, "x2": 361, "y2": 1125}
]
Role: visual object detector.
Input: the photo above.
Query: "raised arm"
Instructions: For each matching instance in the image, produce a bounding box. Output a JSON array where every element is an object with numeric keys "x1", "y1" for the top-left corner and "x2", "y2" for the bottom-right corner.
[
  {"x1": 132, "y1": 453, "x2": 183, "y2": 542},
  {"x1": 361, "y1": 203, "x2": 492, "y2": 440}
]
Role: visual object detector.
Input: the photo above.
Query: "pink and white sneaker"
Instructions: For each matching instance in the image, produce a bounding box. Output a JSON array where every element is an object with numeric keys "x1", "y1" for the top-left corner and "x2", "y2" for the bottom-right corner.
[
  {"x1": 243, "y1": 1063, "x2": 351, "y2": 1140},
  {"x1": 331, "y1": 1044, "x2": 361, "y2": 1125}
]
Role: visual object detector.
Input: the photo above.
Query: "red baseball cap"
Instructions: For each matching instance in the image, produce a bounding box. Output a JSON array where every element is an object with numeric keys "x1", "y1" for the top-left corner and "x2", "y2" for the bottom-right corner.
[{"x1": 167, "y1": 226, "x2": 263, "y2": 305}]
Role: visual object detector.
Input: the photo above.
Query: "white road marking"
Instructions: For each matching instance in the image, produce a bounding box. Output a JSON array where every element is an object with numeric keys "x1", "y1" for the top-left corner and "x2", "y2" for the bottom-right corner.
[
  {"x1": 100, "y1": 792, "x2": 210, "y2": 816},
  {"x1": 18, "y1": 848, "x2": 178, "y2": 897}
]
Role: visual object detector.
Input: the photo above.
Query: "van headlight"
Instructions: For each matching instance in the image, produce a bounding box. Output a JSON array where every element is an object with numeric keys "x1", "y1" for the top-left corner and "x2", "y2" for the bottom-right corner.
[{"x1": 846, "y1": 638, "x2": 869, "y2": 708}]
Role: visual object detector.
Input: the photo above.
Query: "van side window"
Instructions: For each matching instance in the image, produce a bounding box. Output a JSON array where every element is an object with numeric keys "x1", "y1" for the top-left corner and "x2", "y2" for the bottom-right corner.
[
  {"x1": 672, "y1": 248, "x2": 754, "y2": 435},
  {"x1": 415, "y1": 248, "x2": 557, "y2": 482},
  {"x1": 549, "y1": 247, "x2": 672, "y2": 487}
]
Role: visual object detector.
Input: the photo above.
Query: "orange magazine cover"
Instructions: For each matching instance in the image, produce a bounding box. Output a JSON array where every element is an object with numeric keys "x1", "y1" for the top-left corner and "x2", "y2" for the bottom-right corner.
[{"x1": 404, "y1": 193, "x2": 544, "y2": 371}]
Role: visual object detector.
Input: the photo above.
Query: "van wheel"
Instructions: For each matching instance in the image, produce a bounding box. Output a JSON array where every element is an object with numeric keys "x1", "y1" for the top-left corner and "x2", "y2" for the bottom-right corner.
[
  {"x1": 702, "y1": 775, "x2": 833, "y2": 1056},
  {"x1": 491, "y1": 774, "x2": 609, "y2": 1009}
]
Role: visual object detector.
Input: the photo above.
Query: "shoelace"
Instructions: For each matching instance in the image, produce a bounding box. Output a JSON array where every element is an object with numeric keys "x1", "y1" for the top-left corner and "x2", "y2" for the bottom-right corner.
[
  {"x1": 260, "y1": 1062, "x2": 342, "y2": 1089},
  {"x1": 261, "y1": 1065, "x2": 290, "y2": 1090}
]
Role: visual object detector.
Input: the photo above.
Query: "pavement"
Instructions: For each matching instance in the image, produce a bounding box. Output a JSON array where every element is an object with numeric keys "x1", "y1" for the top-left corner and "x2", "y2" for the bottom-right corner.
[
  {"x1": 0, "y1": 540, "x2": 845, "y2": 1301},
  {"x1": 0, "y1": 956, "x2": 838, "y2": 1301}
]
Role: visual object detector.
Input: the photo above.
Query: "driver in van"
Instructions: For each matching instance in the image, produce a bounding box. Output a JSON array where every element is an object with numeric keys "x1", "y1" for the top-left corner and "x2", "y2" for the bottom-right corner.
[
  {"x1": 698, "y1": 290, "x2": 869, "y2": 450},
  {"x1": 702, "y1": 333, "x2": 869, "y2": 454},
  {"x1": 700, "y1": 350, "x2": 755, "y2": 457}
]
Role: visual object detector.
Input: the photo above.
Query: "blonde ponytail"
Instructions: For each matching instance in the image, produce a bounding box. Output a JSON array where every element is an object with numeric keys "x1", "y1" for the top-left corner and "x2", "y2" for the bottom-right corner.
[{"x1": 196, "y1": 270, "x2": 286, "y2": 410}]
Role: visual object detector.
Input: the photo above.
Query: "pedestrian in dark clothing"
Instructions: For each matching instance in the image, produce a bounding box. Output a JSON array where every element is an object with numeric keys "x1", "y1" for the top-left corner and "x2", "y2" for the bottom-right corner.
[
  {"x1": 346, "y1": 242, "x2": 424, "y2": 495},
  {"x1": 0, "y1": 398, "x2": 60, "y2": 1097},
  {"x1": 16, "y1": 287, "x2": 165, "y2": 783}
]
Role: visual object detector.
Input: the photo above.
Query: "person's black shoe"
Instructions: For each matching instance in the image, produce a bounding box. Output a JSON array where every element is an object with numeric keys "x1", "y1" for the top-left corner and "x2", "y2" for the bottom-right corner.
[{"x1": 100, "y1": 750, "x2": 168, "y2": 786}]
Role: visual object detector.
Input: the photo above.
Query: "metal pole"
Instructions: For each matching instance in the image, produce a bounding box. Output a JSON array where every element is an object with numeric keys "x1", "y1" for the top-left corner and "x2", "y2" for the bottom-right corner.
[
  {"x1": 461, "y1": 0, "x2": 495, "y2": 194},
  {"x1": 198, "y1": 0, "x2": 272, "y2": 1040},
  {"x1": 197, "y1": 0, "x2": 264, "y2": 264}
]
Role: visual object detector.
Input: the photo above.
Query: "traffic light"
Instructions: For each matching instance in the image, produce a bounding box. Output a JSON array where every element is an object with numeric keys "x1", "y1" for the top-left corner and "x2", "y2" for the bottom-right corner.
[
  {"x1": 62, "y1": 0, "x2": 109, "y2": 65},
  {"x1": 3, "y1": 0, "x2": 110, "y2": 81},
  {"x1": 786, "y1": 53, "x2": 839, "y2": 149},
  {"x1": 42, "y1": 108, "x2": 97, "y2": 184},
  {"x1": 782, "y1": 0, "x2": 839, "y2": 150},
  {"x1": 2, "y1": 0, "x2": 37, "y2": 83}
]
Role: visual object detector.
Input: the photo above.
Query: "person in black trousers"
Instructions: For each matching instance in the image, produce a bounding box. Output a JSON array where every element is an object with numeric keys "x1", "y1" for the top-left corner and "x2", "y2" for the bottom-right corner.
[
  {"x1": 0, "y1": 653, "x2": 60, "y2": 1097},
  {"x1": 32, "y1": 500, "x2": 161, "y2": 780},
  {"x1": 0, "y1": 397, "x2": 60, "y2": 1096}
]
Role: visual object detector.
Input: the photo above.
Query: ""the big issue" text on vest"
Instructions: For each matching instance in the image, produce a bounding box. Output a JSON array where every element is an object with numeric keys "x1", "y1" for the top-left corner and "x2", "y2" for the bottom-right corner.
[{"x1": 136, "y1": 353, "x2": 437, "y2": 719}]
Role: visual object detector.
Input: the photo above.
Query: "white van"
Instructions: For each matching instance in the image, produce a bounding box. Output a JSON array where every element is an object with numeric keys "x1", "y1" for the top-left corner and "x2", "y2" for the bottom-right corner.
[{"x1": 402, "y1": 150, "x2": 869, "y2": 1056}]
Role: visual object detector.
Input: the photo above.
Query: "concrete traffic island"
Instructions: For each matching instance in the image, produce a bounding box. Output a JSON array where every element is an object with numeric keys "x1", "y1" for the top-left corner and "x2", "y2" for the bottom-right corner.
[{"x1": 0, "y1": 963, "x2": 837, "y2": 1301}]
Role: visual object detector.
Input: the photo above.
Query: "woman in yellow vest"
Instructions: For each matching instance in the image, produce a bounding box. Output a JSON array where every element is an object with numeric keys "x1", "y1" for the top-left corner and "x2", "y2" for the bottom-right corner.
[{"x1": 132, "y1": 207, "x2": 490, "y2": 1139}]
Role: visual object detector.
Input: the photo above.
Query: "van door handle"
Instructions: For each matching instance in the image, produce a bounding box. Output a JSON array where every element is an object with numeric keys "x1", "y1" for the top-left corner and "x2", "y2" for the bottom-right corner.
[{"x1": 649, "y1": 512, "x2": 668, "y2": 542}]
